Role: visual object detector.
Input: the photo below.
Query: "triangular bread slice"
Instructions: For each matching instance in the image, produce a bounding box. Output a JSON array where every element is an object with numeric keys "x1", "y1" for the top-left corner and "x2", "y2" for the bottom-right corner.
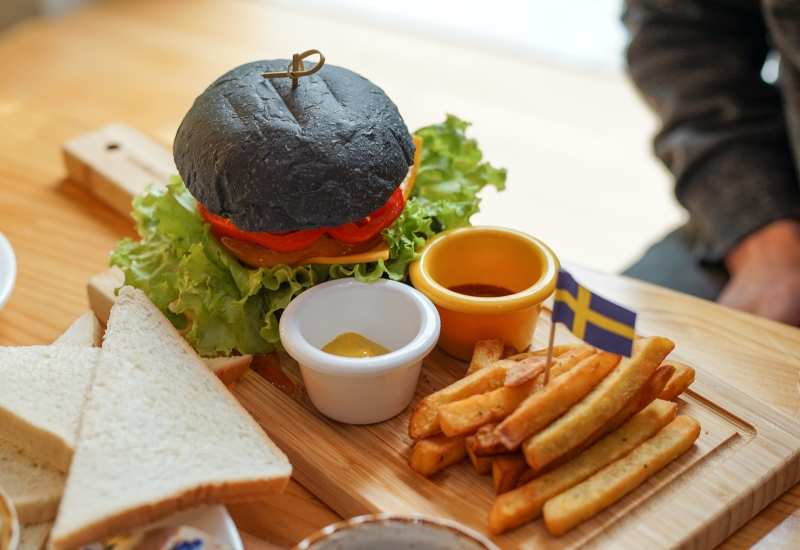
[
  {"x1": 52, "y1": 312, "x2": 102, "y2": 348},
  {"x1": 0, "y1": 438, "x2": 64, "y2": 525},
  {"x1": 0, "y1": 311, "x2": 102, "y2": 524},
  {"x1": 0, "y1": 346, "x2": 101, "y2": 472},
  {"x1": 50, "y1": 287, "x2": 292, "y2": 550},
  {"x1": 88, "y1": 271, "x2": 251, "y2": 384}
]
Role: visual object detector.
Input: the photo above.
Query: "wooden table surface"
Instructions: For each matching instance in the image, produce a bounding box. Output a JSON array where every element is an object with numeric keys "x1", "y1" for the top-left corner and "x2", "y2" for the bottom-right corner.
[{"x1": 1, "y1": 1, "x2": 799, "y2": 548}]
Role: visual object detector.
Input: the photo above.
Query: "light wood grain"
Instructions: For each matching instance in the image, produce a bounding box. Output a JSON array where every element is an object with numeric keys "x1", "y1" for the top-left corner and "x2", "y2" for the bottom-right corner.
[
  {"x1": 1, "y1": 0, "x2": 800, "y2": 547},
  {"x1": 0, "y1": 0, "x2": 684, "y2": 274},
  {"x1": 3, "y1": 94, "x2": 800, "y2": 549},
  {"x1": 232, "y1": 314, "x2": 800, "y2": 549},
  {"x1": 0, "y1": 97, "x2": 137, "y2": 346},
  {"x1": 565, "y1": 266, "x2": 800, "y2": 421},
  {"x1": 228, "y1": 484, "x2": 340, "y2": 549},
  {"x1": 0, "y1": 94, "x2": 335, "y2": 550},
  {"x1": 63, "y1": 122, "x2": 175, "y2": 217},
  {"x1": 87, "y1": 267, "x2": 124, "y2": 326}
]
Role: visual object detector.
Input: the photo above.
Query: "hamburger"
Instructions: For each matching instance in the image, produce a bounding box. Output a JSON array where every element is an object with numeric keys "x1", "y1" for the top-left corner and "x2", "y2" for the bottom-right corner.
[{"x1": 111, "y1": 59, "x2": 506, "y2": 357}]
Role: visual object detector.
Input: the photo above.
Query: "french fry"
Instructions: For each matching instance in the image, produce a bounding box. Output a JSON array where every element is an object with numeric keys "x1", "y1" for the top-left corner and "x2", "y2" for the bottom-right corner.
[
  {"x1": 472, "y1": 423, "x2": 514, "y2": 456},
  {"x1": 466, "y1": 435, "x2": 494, "y2": 475},
  {"x1": 493, "y1": 454, "x2": 529, "y2": 495},
  {"x1": 542, "y1": 415, "x2": 700, "y2": 536},
  {"x1": 409, "y1": 359, "x2": 517, "y2": 440},
  {"x1": 496, "y1": 352, "x2": 621, "y2": 449},
  {"x1": 466, "y1": 339, "x2": 505, "y2": 376},
  {"x1": 502, "y1": 357, "x2": 546, "y2": 387},
  {"x1": 505, "y1": 344, "x2": 595, "y2": 387},
  {"x1": 408, "y1": 434, "x2": 468, "y2": 477},
  {"x1": 439, "y1": 345, "x2": 598, "y2": 439},
  {"x1": 523, "y1": 337, "x2": 675, "y2": 470},
  {"x1": 504, "y1": 344, "x2": 576, "y2": 362},
  {"x1": 501, "y1": 346, "x2": 519, "y2": 359},
  {"x1": 439, "y1": 374, "x2": 542, "y2": 437},
  {"x1": 596, "y1": 363, "x2": 676, "y2": 438},
  {"x1": 516, "y1": 362, "x2": 676, "y2": 486},
  {"x1": 489, "y1": 399, "x2": 677, "y2": 534},
  {"x1": 516, "y1": 467, "x2": 534, "y2": 487},
  {"x1": 659, "y1": 360, "x2": 695, "y2": 401},
  {"x1": 572, "y1": 363, "x2": 677, "y2": 466}
]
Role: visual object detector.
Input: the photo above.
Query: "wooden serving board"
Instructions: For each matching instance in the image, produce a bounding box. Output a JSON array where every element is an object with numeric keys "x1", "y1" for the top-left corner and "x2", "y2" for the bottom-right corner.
[
  {"x1": 233, "y1": 314, "x2": 800, "y2": 549},
  {"x1": 66, "y1": 122, "x2": 800, "y2": 547}
]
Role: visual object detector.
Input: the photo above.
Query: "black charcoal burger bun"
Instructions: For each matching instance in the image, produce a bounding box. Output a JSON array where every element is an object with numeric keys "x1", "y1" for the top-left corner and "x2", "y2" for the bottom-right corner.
[{"x1": 174, "y1": 60, "x2": 416, "y2": 233}]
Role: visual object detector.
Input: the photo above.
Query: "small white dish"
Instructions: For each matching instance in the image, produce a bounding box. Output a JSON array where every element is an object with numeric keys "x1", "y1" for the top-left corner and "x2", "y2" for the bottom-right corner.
[
  {"x1": 0, "y1": 232, "x2": 16, "y2": 312},
  {"x1": 141, "y1": 505, "x2": 243, "y2": 550},
  {"x1": 293, "y1": 514, "x2": 500, "y2": 550},
  {"x1": 81, "y1": 505, "x2": 243, "y2": 550},
  {"x1": 279, "y1": 279, "x2": 440, "y2": 424}
]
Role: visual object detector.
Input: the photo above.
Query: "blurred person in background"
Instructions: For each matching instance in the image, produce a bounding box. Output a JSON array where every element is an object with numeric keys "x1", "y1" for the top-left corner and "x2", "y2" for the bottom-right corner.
[{"x1": 622, "y1": 0, "x2": 800, "y2": 326}]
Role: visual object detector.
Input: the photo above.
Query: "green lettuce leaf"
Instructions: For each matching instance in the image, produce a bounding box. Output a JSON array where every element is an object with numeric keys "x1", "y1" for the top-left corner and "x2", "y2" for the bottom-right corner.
[
  {"x1": 110, "y1": 115, "x2": 503, "y2": 356},
  {"x1": 411, "y1": 114, "x2": 507, "y2": 230}
]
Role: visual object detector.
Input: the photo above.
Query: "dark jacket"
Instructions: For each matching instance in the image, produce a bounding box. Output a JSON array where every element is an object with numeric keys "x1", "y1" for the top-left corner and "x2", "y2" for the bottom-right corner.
[{"x1": 624, "y1": 0, "x2": 800, "y2": 262}]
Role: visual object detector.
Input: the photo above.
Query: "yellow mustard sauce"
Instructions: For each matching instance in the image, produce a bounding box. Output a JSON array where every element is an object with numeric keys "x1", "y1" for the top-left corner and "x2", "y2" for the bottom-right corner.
[{"x1": 321, "y1": 332, "x2": 390, "y2": 358}]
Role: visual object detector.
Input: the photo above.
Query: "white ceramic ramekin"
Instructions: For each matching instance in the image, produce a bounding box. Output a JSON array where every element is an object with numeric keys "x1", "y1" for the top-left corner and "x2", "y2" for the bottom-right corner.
[{"x1": 279, "y1": 278, "x2": 440, "y2": 424}]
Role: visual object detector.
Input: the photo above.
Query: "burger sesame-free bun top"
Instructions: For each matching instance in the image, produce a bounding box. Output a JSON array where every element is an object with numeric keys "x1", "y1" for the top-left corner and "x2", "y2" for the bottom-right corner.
[{"x1": 174, "y1": 60, "x2": 416, "y2": 233}]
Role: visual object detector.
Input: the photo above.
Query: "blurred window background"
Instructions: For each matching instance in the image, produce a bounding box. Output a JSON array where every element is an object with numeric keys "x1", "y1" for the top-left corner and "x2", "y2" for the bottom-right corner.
[
  {"x1": 2, "y1": 0, "x2": 628, "y2": 73},
  {"x1": 0, "y1": 0, "x2": 683, "y2": 274},
  {"x1": 264, "y1": 0, "x2": 628, "y2": 74},
  {"x1": 1, "y1": 0, "x2": 90, "y2": 30}
]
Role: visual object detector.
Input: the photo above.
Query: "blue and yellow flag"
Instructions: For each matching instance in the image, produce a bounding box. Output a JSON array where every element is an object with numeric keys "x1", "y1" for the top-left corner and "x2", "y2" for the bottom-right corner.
[{"x1": 552, "y1": 268, "x2": 636, "y2": 357}]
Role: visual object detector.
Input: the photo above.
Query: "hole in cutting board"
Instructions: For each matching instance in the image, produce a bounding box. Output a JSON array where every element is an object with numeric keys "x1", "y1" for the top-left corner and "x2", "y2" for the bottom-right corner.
[{"x1": 106, "y1": 143, "x2": 120, "y2": 150}]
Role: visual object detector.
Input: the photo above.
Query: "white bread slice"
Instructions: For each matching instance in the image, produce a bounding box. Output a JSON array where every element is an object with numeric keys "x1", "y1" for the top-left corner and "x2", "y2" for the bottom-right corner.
[
  {"x1": 203, "y1": 355, "x2": 251, "y2": 386},
  {"x1": 0, "y1": 318, "x2": 99, "y2": 528},
  {"x1": 50, "y1": 287, "x2": 291, "y2": 550},
  {"x1": 87, "y1": 271, "x2": 251, "y2": 384},
  {"x1": 52, "y1": 312, "x2": 102, "y2": 348},
  {"x1": 0, "y1": 438, "x2": 64, "y2": 525},
  {"x1": 19, "y1": 523, "x2": 51, "y2": 550},
  {"x1": 0, "y1": 346, "x2": 101, "y2": 472}
]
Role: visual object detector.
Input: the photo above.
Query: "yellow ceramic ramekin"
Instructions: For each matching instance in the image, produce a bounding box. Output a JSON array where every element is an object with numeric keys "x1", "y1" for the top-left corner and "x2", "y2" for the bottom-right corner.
[{"x1": 409, "y1": 226, "x2": 559, "y2": 361}]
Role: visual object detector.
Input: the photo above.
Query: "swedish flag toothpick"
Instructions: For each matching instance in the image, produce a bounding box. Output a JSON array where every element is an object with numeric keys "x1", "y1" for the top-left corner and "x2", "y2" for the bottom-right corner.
[{"x1": 543, "y1": 268, "x2": 637, "y2": 384}]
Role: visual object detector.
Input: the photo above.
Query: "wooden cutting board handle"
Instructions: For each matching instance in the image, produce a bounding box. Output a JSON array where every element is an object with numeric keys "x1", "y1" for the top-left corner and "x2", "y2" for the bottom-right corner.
[
  {"x1": 63, "y1": 122, "x2": 175, "y2": 218},
  {"x1": 65, "y1": 123, "x2": 174, "y2": 324}
]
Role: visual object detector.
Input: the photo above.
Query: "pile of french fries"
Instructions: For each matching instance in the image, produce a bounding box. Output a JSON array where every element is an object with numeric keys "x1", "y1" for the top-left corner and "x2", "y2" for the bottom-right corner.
[{"x1": 407, "y1": 336, "x2": 699, "y2": 536}]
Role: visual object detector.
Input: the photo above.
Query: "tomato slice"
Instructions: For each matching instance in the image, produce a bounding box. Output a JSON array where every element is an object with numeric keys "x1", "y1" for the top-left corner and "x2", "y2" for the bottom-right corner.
[
  {"x1": 197, "y1": 203, "x2": 325, "y2": 254},
  {"x1": 197, "y1": 187, "x2": 406, "y2": 253},
  {"x1": 327, "y1": 188, "x2": 405, "y2": 244}
]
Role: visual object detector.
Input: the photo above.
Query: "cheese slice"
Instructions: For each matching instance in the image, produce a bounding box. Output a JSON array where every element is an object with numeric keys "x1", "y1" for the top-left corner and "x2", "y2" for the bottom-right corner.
[
  {"x1": 301, "y1": 135, "x2": 421, "y2": 266},
  {"x1": 400, "y1": 135, "x2": 422, "y2": 200},
  {"x1": 305, "y1": 135, "x2": 421, "y2": 266},
  {"x1": 302, "y1": 239, "x2": 390, "y2": 266}
]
